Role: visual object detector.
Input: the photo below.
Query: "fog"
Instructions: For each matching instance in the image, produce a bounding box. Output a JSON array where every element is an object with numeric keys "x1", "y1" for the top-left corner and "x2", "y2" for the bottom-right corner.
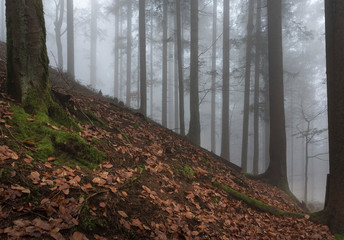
[{"x1": 40, "y1": 0, "x2": 327, "y2": 209}]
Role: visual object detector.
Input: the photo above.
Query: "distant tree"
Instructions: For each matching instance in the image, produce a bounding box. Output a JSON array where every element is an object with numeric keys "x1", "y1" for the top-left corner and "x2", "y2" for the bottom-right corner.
[
  {"x1": 90, "y1": 0, "x2": 98, "y2": 88},
  {"x1": 253, "y1": 0, "x2": 262, "y2": 175},
  {"x1": 294, "y1": 104, "x2": 327, "y2": 204},
  {"x1": 176, "y1": 0, "x2": 185, "y2": 136},
  {"x1": 324, "y1": 0, "x2": 344, "y2": 234},
  {"x1": 139, "y1": 0, "x2": 147, "y2": 115},
  {"x1": 54, "y1": 0, "x2": 65, "y2": 70},
  {"x1": 162, "y1": 0, "x2": 168, "y2": 127},
  {"x1": 211, "y1": 0, "x2": 217, "y2": 153},
  {"x1": 241, "y1": 0, "x2": 254, "y2": 172},
  {"x1": 6, "y1": 0, "x2": 51, "y2": 112},
  {"x1": 67, "y1": 0, "x2": 75, "y2": 78},
  {"x1": 113, "y1": 0, "x2": 120, "y2": 98},
  {"x1": 261, "y1": 0, "x2": 289, "y2": 190},
  {"x1": 221, "y1": 0, "x2": 230, "y2": 160},
  {"x1": 188, "y1": 0, "x2": 200, "y2": 145},
  {"x1": 126, "y1": 0, "x2": 132, "y2": 106}
]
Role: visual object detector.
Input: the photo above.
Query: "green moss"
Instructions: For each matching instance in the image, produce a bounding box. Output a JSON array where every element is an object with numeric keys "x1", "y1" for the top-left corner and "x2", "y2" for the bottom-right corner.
[
  {"x1": 179, "y1": 165, "x2": 195, "y2": 181},
  {"x1": 80, "y1": 216, "x2": 105, "y2": 233},
  {"x1": 335, "y1": 234, "x2": 344, "y2": 240},
  {"x1": 213, "y1": 181, "x2": 305, "y2": 218},
  {"x1": 9, "y1": 104, "x2": 105, "y2": 169}
]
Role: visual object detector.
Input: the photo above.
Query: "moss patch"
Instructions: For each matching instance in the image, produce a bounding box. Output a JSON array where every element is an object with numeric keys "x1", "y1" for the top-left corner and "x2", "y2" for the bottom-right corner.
[
  {"x1": 9, "y1": 104, "x2": 105, "y2": 169},
  {"x1": 213, "y1": 181, "x2": 305, "y2": 218},
  {"x1": 335, "y1": 234, "x2": 344, "y2": 240},
  {"x1": 179, "y1": 165, "x2": 195, "y2": 181}
]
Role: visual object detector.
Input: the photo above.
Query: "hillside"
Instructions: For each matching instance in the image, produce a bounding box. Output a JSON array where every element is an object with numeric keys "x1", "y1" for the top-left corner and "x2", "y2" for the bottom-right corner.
[{"x1": 0, "y1": 42, "x2": 335, "y2": 239}]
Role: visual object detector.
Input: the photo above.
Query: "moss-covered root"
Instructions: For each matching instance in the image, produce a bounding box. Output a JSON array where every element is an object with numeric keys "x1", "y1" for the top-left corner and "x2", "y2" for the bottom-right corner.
[{"x1": 213, "y1": 181, "x2": 305, "y2": 219}]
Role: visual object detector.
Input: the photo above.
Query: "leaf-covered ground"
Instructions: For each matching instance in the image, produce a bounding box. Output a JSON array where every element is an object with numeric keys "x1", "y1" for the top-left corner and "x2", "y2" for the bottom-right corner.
[{"x1": 0, "y1": 42, "x2": 335, "y2": 239}]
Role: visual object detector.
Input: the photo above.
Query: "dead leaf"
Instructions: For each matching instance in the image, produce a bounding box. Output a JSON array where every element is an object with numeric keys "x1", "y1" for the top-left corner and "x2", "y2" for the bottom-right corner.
[
  {"x1": 11, "y1": 184, "x2": 30, "y2": 194},
  {"x1": 118, "y1": 210, "x2": 128, "y2": 218},
  {"x1": 26, "y1": 118, "x2": 35, "y2": 122},
  {"x1": 70, "y1": 231, "x2": 88, "y2": 240}
]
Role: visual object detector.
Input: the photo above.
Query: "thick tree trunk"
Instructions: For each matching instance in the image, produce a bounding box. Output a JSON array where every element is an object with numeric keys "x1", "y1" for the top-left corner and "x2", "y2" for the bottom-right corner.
[
  {"x1": 176, "y1": 0, "x2": 185, "y2": 136},
  {"x1": 263, "y1": 0, "x2": 289, "y2": 190},
  {"x1": 6, "y1": 0, "x2": 50, "y2": 112},
  {"x1": 241, "y1": 0, "x2": 255, "y2": 173},
  {"x1": 221, "y1": 0, "x2": 230, "y2": 160},
  {"x1": 90, "y1": 0, "x2": 98, "y2": 88},
  {"x1": 211, "y1": 0, "x2": 217, "y2": 153},
  {"x1": 126, "y1": 0, "x2": 132, "y2": 106},
  {"x1": 54, "y1": 0, "x2": 64, "y2": 70},
  {"x1": 139, "y1": 0, "x2": 147, "y2": 115},
  {"x1": 67, "y1": 0, "x2": 75, "y2": 78},
  {"x1": 324, "y1": 0, "x2": 344, "y2": 233},
  {"x1": 253, "y1": 0, "x2": 262, "y2": 175}
]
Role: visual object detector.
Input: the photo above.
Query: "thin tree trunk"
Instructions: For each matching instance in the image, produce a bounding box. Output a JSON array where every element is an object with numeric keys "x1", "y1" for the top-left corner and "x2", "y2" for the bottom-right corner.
[
  {"x1": 162, "y1": 0, "x2": 168, "y2": 127},
  {"x1": 176, "y1": 0, "x2": 185, "y2": 136},
  {"x1": 150, "y1": 4, "x2": 154, "y2": 118},
  {"x1": 54, "y1": 0, "x2": 64, "y2": 70},
  {"x1": 253, "y1": 0, "x2": 262, "y2": 175},
  {"x1": 188, "y1": 0, "x2": 200, "y2": 145},
  {"x1": 67, "y1": 0, "x2": 75, "y2": 78},
  {"x1": 139, "y1": 0, "x2": 147, "y2": 115},
  {"x1": 90, "y1": 0, "x2": 98, "y2": 88},
  {"x1": 0, "y1": 1, "x2": 4, "y2": 42},
  {"x1": 114, "y1": 0, "x2": 120, "y2": 98},
  {"x1": 241, "y1": 0, "x2": 255, "y2": 173},
  {"x1": 126, "y1": 0, "x2": 132, "y2": 106},
  {"x1": 211, "y1": 0, "x2": 217, "y2": 153},
  {"x1": 174, "y1": 10, "x2": 179, "y2": 133},
  {"x1": 221, "y1": 0, "x2": 230, "y2": 160}
]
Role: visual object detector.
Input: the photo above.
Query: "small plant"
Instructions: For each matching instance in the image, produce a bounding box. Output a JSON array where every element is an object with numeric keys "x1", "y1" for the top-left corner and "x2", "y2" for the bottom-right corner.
[{"x1": 180, "y1": 165, "x2": 195, "y2": 181}]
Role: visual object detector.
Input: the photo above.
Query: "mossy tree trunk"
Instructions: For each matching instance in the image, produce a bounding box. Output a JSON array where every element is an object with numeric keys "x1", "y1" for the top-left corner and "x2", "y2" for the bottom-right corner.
[
  {"x1": 324, "y1": 0, "x2": 344, "y2": 234},
  {"x1": 6, "y1": 0, "x2": 51, "y2": 114}
]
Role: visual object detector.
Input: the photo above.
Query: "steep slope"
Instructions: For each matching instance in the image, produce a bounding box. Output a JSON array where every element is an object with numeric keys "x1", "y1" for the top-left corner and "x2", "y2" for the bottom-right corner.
[{"x1": 0, "y1": 42, "x2": 335, "y2": 239}]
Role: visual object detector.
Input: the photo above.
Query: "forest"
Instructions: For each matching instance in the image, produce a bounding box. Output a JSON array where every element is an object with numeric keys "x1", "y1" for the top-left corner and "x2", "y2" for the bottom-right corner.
[{"x1": 0, "y1": 0, "x2": 343, "y2": 239}]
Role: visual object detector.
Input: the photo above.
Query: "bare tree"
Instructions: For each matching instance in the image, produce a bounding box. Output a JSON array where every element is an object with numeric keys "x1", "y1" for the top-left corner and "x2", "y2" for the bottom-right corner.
[
  {"x1": 211, "y1": 0, "x2": 217, "y2": 153},
  {"x1": 126, "y1": 0, "x2": 132, "y2": 106},
  {"x1": 139, "y1": 0, "x2": 147, "y2": 115},
  {"x1": 67, "y1": 0, "x2": 75, "y2": 78},
  {"x1": 54, "y1": 0, "x2": 65, "y2": 70}
]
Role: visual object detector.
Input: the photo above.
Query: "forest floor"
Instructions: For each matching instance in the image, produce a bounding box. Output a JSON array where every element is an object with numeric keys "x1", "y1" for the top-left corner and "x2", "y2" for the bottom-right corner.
[{"x1": 0, "y1": 41, "x2": 336, "y2": 239}]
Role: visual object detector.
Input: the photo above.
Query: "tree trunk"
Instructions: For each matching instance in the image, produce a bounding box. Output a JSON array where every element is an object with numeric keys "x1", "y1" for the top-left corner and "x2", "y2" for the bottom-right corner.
[
  {"x1": 67, "y1": 0, "x2": 75, "y2": 78},
  {"x1": 54, "y1": 0, "x2": 64, "y2": 70},
  {"x1": 324, "y1": 0, "x2": 344, "y2": 233},
  {"x1": 211, "y1": 0, "x2": 217, "y2": 153},
  {"x1": 0, "y1": 1, "x2": 5, "y2": 42},
  {"x1": 176, "y1": 0, "x2": 185, "y2": 136},
  {"x1": 139, "y1": 0, "x2": 147, "y2": 115},
  {"x1": 174, "y1": 9, "x2": 179, "y2": 133},
  {"x1": 161, "y1": 0, "x2": 168, "y2": 127},
  {"x1": 241, "y1": 0, "x2": 254, "y2": 173},
  {"x1": 150, "y1": 3, "x2": 154, "y2": 118},
  {"x1": 221, "y1": 0, "x2": 230, "y2": 160},
  {"x1": 263, "y1": 0, "x2": 289, "y2": 190},
  {"x1": 188, "y1": 0, "x2": 200, "y2": 145},
  {"x1": 126, "y1": 0, "x2": 132, "y2": 106},
  {"x1": 90, "y1": 0, "x2": 98, "y2": 88},
  {"x1": 253, "y1": 0, "x2": 262, "y2": 175},
  {"x1": 6, "y1": 0, "x2": 50, "y2": 113},
  {"x1": 114, "y1": 1, "x2": 120, "y2": 98}
]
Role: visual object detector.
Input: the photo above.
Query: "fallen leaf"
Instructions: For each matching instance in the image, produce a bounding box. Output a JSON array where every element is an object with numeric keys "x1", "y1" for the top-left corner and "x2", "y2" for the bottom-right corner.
[
  {"x1": 11, "y1": 184, "x2": 31, "y2": 194},
  {"x1": 118, "y1": 210, "x2": 128, "y2": 218},
  {"x1": 70, "y1": 231, "x2": 88, "y2": 240},
  {"x1": 26, "y1": 118, "x2": 35, "y2": 122}
]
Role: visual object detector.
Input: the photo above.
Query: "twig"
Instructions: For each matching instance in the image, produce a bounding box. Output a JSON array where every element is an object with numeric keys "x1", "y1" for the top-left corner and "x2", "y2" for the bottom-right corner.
[{"x1": 4, "y1": 125, "x2": 37, "y2": 152}]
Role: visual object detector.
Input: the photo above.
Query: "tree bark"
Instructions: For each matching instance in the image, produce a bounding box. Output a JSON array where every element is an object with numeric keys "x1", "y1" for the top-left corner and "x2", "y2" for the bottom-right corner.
[
  {"x1": 114, "y1": 0, "x2": 120, "y2": 98},
  {"x1": 221, "y1": 0, "x2": 230, "y2": 160},
  {"x1": 241, "y1": 0, "x2": 255, "y2": 173},
  {"x1": 253, "y1": 0, "x2": 262, "y2": 175},
  {"x1": 263, "y1": 0, "x2": 289, "y2": 190},
  {"x1": 139, "y1": 0, "x2": 147, "y2": 115},
  {"x1": 176, "y1": 0, "x2": 185, "y2": 136},
  {"x1": 6, "y1": 0, "x2": 50, "y2": 113},
  {"x1": 162, "y1": 0, "x2": 168, "y2": 127},
  {"x1": 126, "y1": 0, "x2": 132, "y2": 106},
  {"x1": 188, "y1": 0, "x2": 200, "y2": 145},
  {"x1": 324, "y1": 0, "x2": 344, "y2": 233},
  {"x1": 54, "y1": 0, "x2": 64, "y2": 70},
  {"x1": 90, "y1": 0, "x2": 98, "y2": 88},
  {"x1": 211, "y1": 0, "x2": 217, "y2": 153},
  {"x1": 67, "y1": 0, "x2": 75, "y2": 78}
]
